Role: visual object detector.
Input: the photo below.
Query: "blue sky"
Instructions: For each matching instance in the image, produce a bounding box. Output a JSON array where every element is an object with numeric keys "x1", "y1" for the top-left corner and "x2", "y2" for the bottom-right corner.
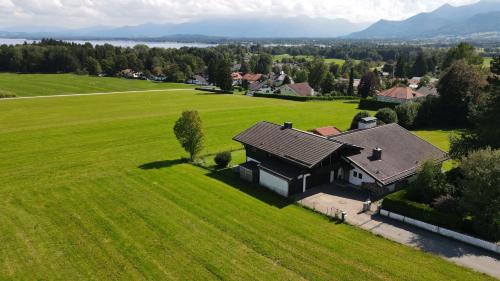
[{"x1": 0, "y1": 0, "x2": 478, "y2": 29}]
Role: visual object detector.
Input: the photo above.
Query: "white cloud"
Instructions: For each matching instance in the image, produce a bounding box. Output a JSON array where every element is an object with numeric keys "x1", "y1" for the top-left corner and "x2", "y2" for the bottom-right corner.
[{"x1": 0, "y1": 0, "x2": 479, "y2": 28}]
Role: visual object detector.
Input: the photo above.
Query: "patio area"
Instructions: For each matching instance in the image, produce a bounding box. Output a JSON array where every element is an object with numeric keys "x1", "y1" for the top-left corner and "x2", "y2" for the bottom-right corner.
[{"x1": 293, "y1": 183, "x2": 377, "y2": 224}]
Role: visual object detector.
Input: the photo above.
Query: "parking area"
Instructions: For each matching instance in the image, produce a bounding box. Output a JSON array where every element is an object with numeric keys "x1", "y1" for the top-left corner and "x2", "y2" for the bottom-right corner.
[{"x1": 294, "y1": 184, "x2": 375, "y2": 224}]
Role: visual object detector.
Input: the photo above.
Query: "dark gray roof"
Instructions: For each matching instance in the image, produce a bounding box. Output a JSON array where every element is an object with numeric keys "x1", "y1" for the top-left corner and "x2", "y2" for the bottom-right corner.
[
  {"x1": 233, "y1": 121, "x2": 344, "y2": 168},
  {"x1": 331, "y1": 123, "x2": 448, "y2": 185}
]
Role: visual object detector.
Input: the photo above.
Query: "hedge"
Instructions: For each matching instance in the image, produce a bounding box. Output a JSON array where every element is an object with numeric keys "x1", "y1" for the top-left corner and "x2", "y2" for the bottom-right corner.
[
  {"x1": 0, "y1": 94, "x2": 16, "y2": 99},
  {"x1": 253, "y1": 93, "x2": 360, "y2": 102},
  {"x1": 358, "y1": 98, "x2": 397, "y2": 110},
  {"x1": 382, "y1": 189, "x2": 477, "y2": 238},
  {"x1": 195, "y1": 87, "x2": 233, "y2": 94}
]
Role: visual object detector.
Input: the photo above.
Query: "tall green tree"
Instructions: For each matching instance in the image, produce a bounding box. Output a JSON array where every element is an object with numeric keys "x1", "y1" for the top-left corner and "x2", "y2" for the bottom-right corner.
[
  {"x1": 308, "y1": 58, "x2": 328, "y2": 90},
  {"x1": 411, "y1": 52, "x2": 427, "y2": 77},
  {"x1": 294, "y1": 69, "x2": 308, "y2": 83},
  {"x1": 216, "y1": 59, "x2": 233, "y2": 91},
  {"x1": 459, "y1": 148, "x2": 500, "y2": 241},
  {"x1": 358, "y1": 70, "x2": 380, "y2": 98},
  {"x1": 321, "y1": 72, "x2": 335, "y2": 95},
  {"x1": 347, "y1": 67, "x2": 355, "y2": 96},
  {"x1": 254, "y1": 54, "x2": 273, "y2": 74},
  {"x1": 437, "y1": 60, "x2": 486, "y2": 127},
  {"x1": 442, "y1": 42, "x2": 483, "y2": 70},
  {"x1": 395, "y1": 55, "x2": 408, "y2": 78},
  {"x1": 173, "y1": 110, "x2": 204, "y2": 161}
]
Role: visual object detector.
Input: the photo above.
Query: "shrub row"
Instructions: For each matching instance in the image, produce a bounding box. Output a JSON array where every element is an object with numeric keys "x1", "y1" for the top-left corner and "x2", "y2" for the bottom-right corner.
[
  {"x1": 382, "y1": 190, "x2": 476, "y2": 237},
  {"x1": 195, "y1": 87, "x2": 233, "y2": 94},
  {"x1": 0, "y1": 94, "x2": 16, "y2": 99},
  {"x1": 253, "y1": 93, "x2": 359, "y2": 102},
  {"x1": 358, "y1": 98, "x2": 397, "y2": 110}
]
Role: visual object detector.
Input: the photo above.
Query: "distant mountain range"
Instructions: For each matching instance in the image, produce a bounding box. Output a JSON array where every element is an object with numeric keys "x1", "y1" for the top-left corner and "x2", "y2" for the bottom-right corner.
[
  {"x1": 347, "y1": 0, "x2": 500, "y2": 39},
  {"x1": 0, "y1": 17, "x2": 369, "y2": 39}
]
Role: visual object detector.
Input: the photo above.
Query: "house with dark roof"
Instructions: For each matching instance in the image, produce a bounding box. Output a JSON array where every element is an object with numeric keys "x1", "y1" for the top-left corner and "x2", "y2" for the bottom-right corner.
[{"x1": 233, "y1": 120, "x2": 448, "y2": 197}]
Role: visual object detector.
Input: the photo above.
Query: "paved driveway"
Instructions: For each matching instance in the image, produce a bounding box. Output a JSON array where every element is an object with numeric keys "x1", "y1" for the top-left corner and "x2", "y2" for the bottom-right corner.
[{"x1": 294, "y1": 184, "x2": 500, "y2": 278}]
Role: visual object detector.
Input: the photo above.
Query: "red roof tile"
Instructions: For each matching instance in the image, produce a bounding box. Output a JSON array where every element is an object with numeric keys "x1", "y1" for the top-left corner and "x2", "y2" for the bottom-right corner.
[{"x1": 377, "y1": 87, "x2": 424, "y2": 100}]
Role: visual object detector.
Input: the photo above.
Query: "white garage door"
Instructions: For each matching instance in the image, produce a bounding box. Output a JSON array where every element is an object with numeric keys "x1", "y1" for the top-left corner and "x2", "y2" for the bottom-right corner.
[{"x1": 259, "y1": 169, "x2": 289, "y2": 197}]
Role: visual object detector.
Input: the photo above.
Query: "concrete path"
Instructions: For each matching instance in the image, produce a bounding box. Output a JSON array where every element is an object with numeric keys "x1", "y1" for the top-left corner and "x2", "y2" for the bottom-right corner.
[
  {"x1": 295, "y1": 185, "x2": 500, "y2": 278},
  {"x1": 0, "y1": 88, "x2": 193, "y2": 101}
]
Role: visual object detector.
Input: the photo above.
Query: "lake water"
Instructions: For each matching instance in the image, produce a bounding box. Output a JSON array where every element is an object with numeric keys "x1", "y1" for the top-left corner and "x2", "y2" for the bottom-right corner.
[{"x1": 0, "y1": 38, "x2": 216, "y2": 48}]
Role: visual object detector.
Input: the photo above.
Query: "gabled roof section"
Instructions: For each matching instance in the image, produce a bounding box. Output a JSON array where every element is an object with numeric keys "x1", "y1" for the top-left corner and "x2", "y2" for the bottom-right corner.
[
  {"x1": 377, "y1": 86, "x2": 425, "y2": 100},
  {"x1": 331, "y1": 123, "x2": 448, "y2": 185},
  {"x1": 233, "y1": 121, "x2": 344, "y2": 168}
]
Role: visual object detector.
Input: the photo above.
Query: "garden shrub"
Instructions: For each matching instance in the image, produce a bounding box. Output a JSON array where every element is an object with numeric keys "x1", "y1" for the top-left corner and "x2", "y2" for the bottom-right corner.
[
  {"x1": 358, "y1": 98, "x2": 396, "y2": 110},
  {"x1": 382, "y1": 190, "x2": 476, "y2": 238},
  {"x1": 214, "y1": 151, "x2": 232, "y2": 168},
  {"x1": 375, "y1": 107, "x2": 398, "y2": 124}
]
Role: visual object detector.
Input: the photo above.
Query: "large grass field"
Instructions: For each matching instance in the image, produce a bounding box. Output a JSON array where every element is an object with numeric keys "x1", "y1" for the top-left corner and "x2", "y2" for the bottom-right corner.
[
  {"x1": 272, "y1": 54, "x2": 360, "y2": 66},
  {"x1": 0, "y1": 73, "x2": 195, "y2": 97},
  {"x1": 0, "y1": 76, "x2": 487, "y2": 280}
]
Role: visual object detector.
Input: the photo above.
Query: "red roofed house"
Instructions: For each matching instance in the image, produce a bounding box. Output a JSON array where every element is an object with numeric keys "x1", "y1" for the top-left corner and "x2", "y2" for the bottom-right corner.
[
  {"x1": 376, "y1": 86, "x2": 425, "y2": 104},
  {"x1": 242, "y1": 73, "x2": 263, "y2": 83},
  {"x1": 311, "y1": 126, "x2": 342, "y2": 137},
  {"x1": 279, "y1": 82, "x2": 315, "y2": 97}
]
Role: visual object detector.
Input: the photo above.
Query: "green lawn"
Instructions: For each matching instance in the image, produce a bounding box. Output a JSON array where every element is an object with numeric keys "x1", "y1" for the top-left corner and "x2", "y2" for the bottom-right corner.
[
  {"x1": 0, "y1": 78, "x2": 489, "y2": 280},
  {"x1": 0, "y1": 73, "x2": 194, "y2": 97},
  {"x1": 272, "y1": 54, "x2": 360, "y2": 66},
  {"x1": 483, "y1": 57, "x2": 493, "y2": 68}
]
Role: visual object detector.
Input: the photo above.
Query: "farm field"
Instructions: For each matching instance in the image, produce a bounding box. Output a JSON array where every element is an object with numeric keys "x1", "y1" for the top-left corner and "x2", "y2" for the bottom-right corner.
[
  {"x1": 272, "y1": 54, "x2": 361, "y2": 66},
  {"x1": 0, "y1": 73, "x2": 195, "y2": 97},
  {"x1": 0, "y1": 76, "x2": 485, "y2": 280}
]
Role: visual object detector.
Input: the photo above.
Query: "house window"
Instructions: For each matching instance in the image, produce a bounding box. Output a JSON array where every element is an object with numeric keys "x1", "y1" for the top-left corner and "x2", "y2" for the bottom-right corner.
[
  {"x1": 358, "y1": 173, "x2": 363, "y2": 179},
  {"x1": 353, "y1": 171, "x2": 358, "y2": 177}
]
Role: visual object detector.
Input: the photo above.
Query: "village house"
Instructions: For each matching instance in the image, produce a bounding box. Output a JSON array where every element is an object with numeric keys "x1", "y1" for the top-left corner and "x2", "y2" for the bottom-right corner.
[
  {"x1": 231, "y1": 72, "x2": 243, "y2": 86},
  {"x1": 376, "y1": 86, "x2": 425, "y2": 104},
  {"x1": 246, "y1": 81, "x2": 274, "y2": 95},
  {"x1": 242, "y1": 73, "x2": 263, "y2": 83},
  {"x1": 278, "y1": 82, "x2": 315, "y2": 96},
  {"x1": 186, "y1": 75, "x2": 209, "y2": 86},
  {"x1": 233, "y1": 119, "x2": 447, "y2": 197},
  {"x1": 416, "y1": 85, "x2": 439, "y2": 97}
]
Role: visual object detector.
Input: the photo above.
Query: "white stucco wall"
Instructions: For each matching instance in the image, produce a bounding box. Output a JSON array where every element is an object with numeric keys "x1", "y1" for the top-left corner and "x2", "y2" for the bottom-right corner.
[
  {"x1": 348, "y1": 166, "x2": 376, "y2": 186},
  {"x1": 259, "y1": 169, "x2": 289, "y2": 197}
]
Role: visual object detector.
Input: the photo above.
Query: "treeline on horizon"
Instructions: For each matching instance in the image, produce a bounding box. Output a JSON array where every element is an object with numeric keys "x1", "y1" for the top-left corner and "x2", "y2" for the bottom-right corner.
[{"x1": 0, "y1": 38, "x2": 485, "y2": 80}]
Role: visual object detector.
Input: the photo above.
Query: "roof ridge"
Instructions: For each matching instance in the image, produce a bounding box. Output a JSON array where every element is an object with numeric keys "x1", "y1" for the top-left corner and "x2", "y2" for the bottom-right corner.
[{"x1": 331, "y1": 123, "x2": 395, "y2": 138}]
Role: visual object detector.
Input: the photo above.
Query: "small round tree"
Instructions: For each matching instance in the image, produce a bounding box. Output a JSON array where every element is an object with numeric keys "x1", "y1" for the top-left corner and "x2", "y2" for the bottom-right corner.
[
  {"x1": 214, "y1": 151, "x2": 232, "y2": 168},
  {"x1": 375, "y1": 107, "x2": 398, "y2": 125},
  {"x1": 173, "y1": 110, "x2": 204, "y2": 161},
  {"x1": 349, "y1": 111, "x2": 371, "y2": 130}
]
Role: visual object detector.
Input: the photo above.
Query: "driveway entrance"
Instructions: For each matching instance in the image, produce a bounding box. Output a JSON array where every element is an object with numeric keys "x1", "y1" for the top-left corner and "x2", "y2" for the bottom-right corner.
[{"x1": 294, "y1": 183, "x2": 372, "y2": 220}]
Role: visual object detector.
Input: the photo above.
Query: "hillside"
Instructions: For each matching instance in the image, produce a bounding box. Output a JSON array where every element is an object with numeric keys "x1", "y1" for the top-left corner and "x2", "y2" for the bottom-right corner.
[{"x1": 347, "y1": 0, "x2": 500, "y2": 39}]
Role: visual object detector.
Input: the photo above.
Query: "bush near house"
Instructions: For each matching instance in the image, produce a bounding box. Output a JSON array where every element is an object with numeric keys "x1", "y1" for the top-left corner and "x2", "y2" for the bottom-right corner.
[
  {"x1": 214, "y1": 151, "x2": 232, "y2": 168},
  {"x1": 382, "y1": 189, "x2": 476, "y2": 238},
  {"x1": 358, "y1": 98, "x2": 396, "y2": 110}
]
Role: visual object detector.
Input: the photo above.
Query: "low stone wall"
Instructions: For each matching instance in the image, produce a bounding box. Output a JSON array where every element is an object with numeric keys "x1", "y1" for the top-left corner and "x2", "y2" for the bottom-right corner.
[{"x1": 380, "y1": 209, "x2": 500, "y2": 254}]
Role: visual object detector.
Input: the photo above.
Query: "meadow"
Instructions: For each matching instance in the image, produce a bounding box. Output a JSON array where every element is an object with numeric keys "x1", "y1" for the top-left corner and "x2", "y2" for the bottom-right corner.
[
  {"x1": 0, "y1": 73, "x2": 195, "y2": 97},
  {"x1": 0, "y1": 75, "x2": 485, "y2": 280},
  {"x1": 272, "y1": 54, "x2": 360, "y2": 66}
]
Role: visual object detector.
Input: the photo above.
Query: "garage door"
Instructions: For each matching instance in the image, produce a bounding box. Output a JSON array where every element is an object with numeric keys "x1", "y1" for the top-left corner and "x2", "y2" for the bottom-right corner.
[{"x1": 259, "y1": 169, "x2": 289, "y2": 197}]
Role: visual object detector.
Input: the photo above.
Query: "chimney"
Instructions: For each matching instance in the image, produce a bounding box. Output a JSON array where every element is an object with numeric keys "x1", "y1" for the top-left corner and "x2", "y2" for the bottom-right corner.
[
  {"x1": 358, "y1": 117, "x2": 377, "y2": 129},
  {"x1": 283, "y1": 122, "x2": 293, "y2": 129},
  {"x1": 372, "y1": 147, "x2": 382, "y2": 160}
]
